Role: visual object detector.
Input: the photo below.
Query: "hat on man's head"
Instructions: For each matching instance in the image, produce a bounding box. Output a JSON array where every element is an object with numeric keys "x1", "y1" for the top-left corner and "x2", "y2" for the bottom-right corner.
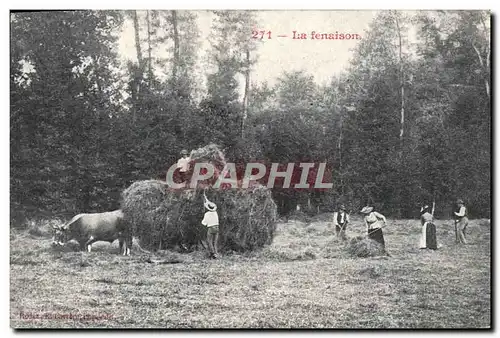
[
  {"x1": 456, "y1": 199, "x2": 464, "y2": 205},
  {"x1": 204, "y1": 201, "x2": 217, "y2": 211},
  {"x1": 360, "y1": 206, "x2": 373, "y2": 214},
  {"x1": 180, "y1": 149, "x2": 189, "y2": 155},
  {"x1": 339, "y1": 204, "x2": 346, "y2": 210},
  {"x1": 420, "y1": 205, "x2": 430, "y2": 213}
]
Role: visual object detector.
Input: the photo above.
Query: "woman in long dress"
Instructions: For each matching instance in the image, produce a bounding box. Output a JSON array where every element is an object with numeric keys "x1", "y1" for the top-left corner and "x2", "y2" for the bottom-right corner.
[
  {"x1": 419, "y1": 205, "x2": 437, "y2": 250},
  {"x1": 360, "y1": 206, "x2": 387, "y2": 248}
]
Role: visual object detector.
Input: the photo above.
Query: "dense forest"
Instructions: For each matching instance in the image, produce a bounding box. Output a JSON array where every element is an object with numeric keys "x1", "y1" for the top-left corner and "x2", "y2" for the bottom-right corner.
[{"x1": 10, "y1": 10, "x2": 491, "y2": 223}]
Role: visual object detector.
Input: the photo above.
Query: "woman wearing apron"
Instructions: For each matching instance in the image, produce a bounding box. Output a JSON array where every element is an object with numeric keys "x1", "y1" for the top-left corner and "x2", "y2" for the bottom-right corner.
[
  {"x1": 360, "y1": 206, "x2": 387, "y2": 248},
  {"x1": 419, "y1": 205, "x2": 437, "y2": 250}
]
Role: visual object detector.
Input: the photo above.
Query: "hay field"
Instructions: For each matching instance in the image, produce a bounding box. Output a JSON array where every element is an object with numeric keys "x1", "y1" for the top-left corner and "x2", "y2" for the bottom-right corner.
[{"x1": 10, "y1": 216, "x2": 491, "y2": 329}]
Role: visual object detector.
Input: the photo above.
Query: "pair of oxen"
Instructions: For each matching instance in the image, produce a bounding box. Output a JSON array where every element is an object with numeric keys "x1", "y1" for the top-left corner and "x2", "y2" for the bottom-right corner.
[{"x1": 52, "y1": 210, "x2": 132, "y2": 256}]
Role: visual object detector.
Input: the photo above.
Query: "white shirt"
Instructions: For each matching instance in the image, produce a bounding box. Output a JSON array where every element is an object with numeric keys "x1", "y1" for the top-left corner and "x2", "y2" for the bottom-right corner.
[
  {"x1": 454, "y1": 206, "x2": 466, "y2": 217},
  {"x1": 364, "y1": 211, "x2": 386, "y2": 230},
  {"x1": 202, "y1": 211, "x2": 219, "y2": 227},
  {"x1": 333, "y1": 212, "x2": 350, "y2": 226},
  {"x1": 177, "y1": 157, "x2": 190, "y2": 172}
]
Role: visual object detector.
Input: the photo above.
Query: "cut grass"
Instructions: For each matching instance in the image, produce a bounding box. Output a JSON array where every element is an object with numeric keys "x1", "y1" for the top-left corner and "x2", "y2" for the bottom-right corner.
[{"x1": 10, "y1": 218, "x2": 490, "y2": 328}]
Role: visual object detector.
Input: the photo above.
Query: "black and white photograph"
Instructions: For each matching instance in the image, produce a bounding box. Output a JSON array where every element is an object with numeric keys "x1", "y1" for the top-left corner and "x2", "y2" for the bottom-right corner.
[{"x1": 9, "y1": 9, "x2": 491, "y2": 329}]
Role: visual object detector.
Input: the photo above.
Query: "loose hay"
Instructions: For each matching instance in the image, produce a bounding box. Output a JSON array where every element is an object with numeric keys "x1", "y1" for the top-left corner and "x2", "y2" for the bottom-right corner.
[
  {"x1": 121, "y1": 181, "x2": 278, "y2": 253},
  {"x1": 189, "y1": 143, "x2": 227, "y2": 170},
  {"x1": 260, "y1": 246, "x2": 317, "y2": 262},
  {"x1": 347, "y1": 235, "x2": 386, "y2": 258}
]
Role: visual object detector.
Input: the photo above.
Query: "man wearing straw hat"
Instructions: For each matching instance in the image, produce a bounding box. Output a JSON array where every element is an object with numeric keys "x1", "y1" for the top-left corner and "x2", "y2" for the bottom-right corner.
[
  {"x1": 454, "y1": 199, "x2": 468, "y2": 244},
  {"x1": 360, "y1": 206, "x2": 388, "y2": 249},
  {"x1": 177, "y1": 149, "x2": 191, "y2": 183},
  {"x1": 333, "y1": 204, "x2": 350, "y2": 241},
  {"x1": 202, "y1": 196, "x2": 220, "y2": 259}
]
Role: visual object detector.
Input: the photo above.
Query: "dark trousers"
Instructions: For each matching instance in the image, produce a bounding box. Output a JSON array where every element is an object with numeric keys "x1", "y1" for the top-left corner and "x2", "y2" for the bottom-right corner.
[
  {"x1": 336, "y1": 223, "x2": 347, "y2": 240},
  {"x1": 179, "y1": 171, "x2": 188, "y2": 183},
  {"x1": 455, "y1": 217, "x2": 468, "y2": 244},
  {"x1": 207, "y1": 225, "x2": 219, "y2": 257}
]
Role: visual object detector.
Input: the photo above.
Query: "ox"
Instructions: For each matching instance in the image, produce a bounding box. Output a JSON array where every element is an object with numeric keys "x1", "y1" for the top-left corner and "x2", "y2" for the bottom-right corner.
[{"x1": 53, "y1": 210, "x2": 132, "y2": 255}]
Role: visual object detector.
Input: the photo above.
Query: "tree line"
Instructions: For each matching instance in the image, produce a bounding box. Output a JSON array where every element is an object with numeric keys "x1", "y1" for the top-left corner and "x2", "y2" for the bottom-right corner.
[{"x1": 10, "y1": 10, "x2": 491, "y2": 224}]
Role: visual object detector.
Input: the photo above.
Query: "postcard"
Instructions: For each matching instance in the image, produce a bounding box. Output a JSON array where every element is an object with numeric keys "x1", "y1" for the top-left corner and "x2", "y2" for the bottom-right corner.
[{"x1": 10, "y1": 9, "x2": 491, "y2": 329}]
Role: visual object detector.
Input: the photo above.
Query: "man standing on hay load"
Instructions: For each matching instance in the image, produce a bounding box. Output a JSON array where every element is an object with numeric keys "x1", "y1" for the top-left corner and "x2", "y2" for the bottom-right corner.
[
  {"x1": 361, "y1": 206, "x2": 387, "y2": 249},
  {"x1": 419, "y1": 205, "x2": 437, "y2": 250},
  {"x1": 333, "y1": 204, "x2": 350, "y2": 241},
  {"x1": 454, "y1": 199, "x2": 468, "y2": 244},
  {"x1": 177, "y1": 149, "x2": 191, "y2": 183},
  {"x1": 202, "y1": 199, "x2": 220, "y2": 259}
]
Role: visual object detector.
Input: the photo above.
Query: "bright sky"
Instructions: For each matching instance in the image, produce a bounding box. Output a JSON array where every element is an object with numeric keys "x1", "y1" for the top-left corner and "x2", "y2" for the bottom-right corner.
[
  {"x1": 245, "y1": 10, "x2": 378, "y2": 86},
  {"x1": 118, "y1": 10, "x2": 379, "y2": 88}
]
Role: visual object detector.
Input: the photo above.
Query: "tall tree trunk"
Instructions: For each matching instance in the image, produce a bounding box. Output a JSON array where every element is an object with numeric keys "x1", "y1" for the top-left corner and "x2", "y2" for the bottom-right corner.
[
  {"x1": 171, "y1": 10, "x2": 181, "y2": 139},
  {"x1": 171, "y1": 10, "x2": 180, "y2": 86},
  {"x1": 132, "y1": 10, "x2": 143, "y2": 122},
  {"x1": 133, "y1": 11, "x2": 143, "y2": 68},
  {"x1": 470, "y1": 10, "x2": 490, "y2": 99},
  {"x1": 472, "y1": 42, "x2": 490, "y2": 100},
  {"x1": 241, "y1": 48, "x2": 250, "y2": 138},
  {"x1": 146, "y1": 10, "x2": 153, "y2": 85},
  {"x1": 92, "y1": 56, "x2": 103, "y2": 93},
  {"x1": 394, "y1": 11, "x2": 405, "y2": 218},
  {"x1": 394, "y1": 13, "x2": 405, "y2": 144}
]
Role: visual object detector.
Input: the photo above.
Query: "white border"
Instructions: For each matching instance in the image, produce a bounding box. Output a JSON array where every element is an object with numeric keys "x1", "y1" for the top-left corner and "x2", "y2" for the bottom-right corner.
[{"x1": 2, "y1": 0, "x2": 498, "y2": 9}]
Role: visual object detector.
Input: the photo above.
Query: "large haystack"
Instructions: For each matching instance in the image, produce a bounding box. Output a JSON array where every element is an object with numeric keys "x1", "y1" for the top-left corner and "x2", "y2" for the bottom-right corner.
[
  {"x1": 121, "y1": 144, "x2": 278, "y2": 252},
  {"x1": 121, "y1": 182, "x2": 277, "y2": 252}
]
